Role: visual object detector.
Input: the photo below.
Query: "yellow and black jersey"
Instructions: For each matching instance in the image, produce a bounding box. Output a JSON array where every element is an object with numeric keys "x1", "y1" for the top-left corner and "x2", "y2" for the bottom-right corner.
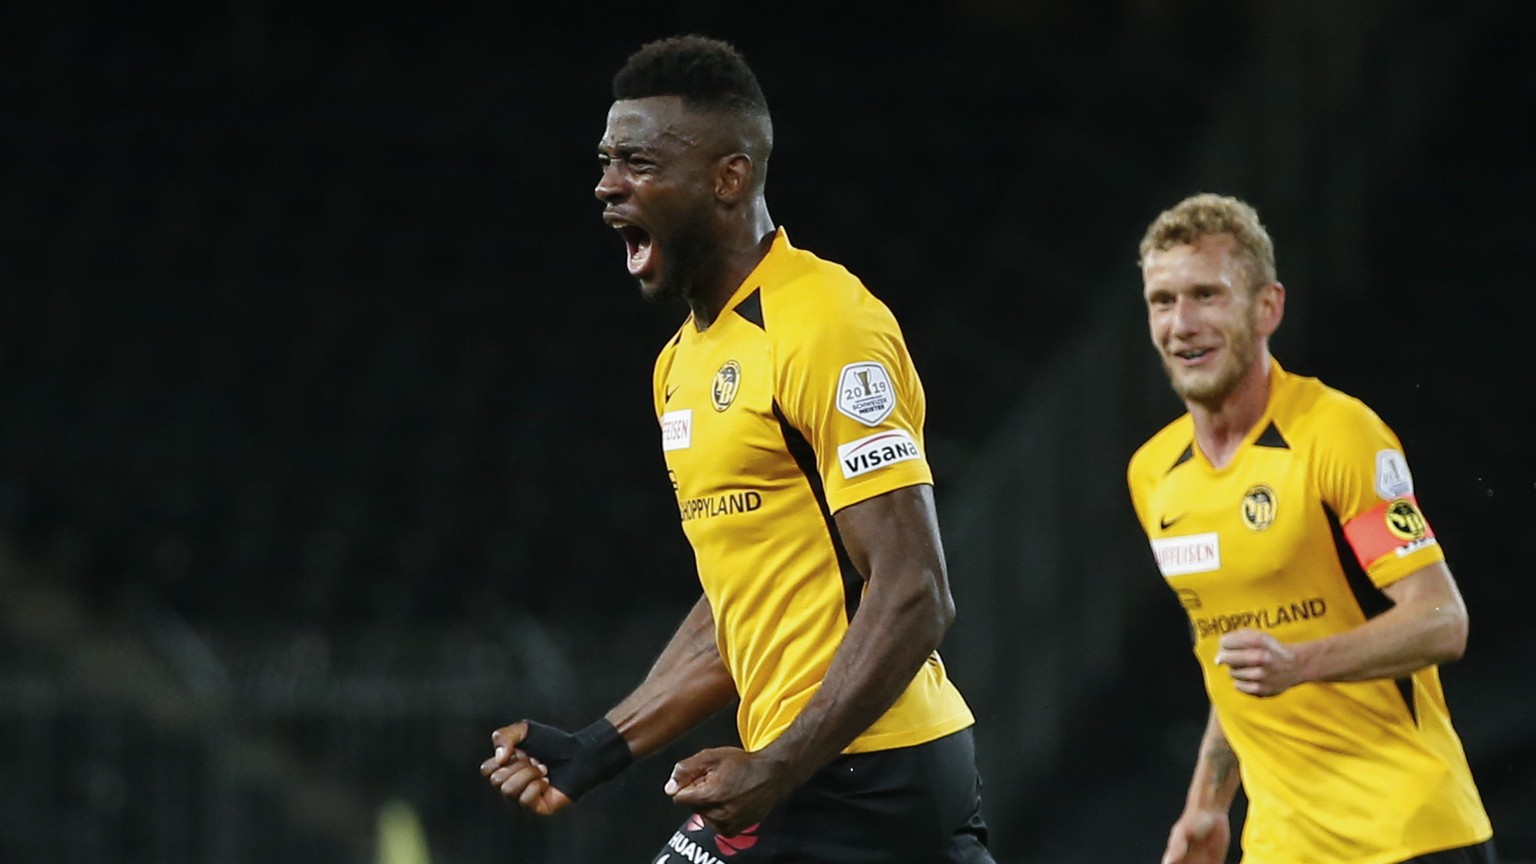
[
  {"x1": 1127, "y1": 359, "x2": 1491, "y2": 863},
  {"x1": 654, "y1": 228, "x2": 974, "y2": 755}
]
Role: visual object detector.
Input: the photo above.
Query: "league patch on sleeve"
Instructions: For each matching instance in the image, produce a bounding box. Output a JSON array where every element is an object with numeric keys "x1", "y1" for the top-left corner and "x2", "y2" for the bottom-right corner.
[
  {"x1": 1343, "y1": 495, "x2": 1437, "y2": 570},
  {"x1": 1375, "y1": 449, "x2": 1414, "y2": 500},
  {"x1": 836, "y1": 362, "x2": 895, "y2": 426}
]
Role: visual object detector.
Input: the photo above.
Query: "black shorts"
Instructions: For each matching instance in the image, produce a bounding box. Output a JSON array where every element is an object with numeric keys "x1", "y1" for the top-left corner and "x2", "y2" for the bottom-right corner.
[
  {"x1": 1401, "y1": 839, "x2": 1499, "y2": 864},
  {"x1": 649, "y1": 727, "x2": 994, "y2": 864}
]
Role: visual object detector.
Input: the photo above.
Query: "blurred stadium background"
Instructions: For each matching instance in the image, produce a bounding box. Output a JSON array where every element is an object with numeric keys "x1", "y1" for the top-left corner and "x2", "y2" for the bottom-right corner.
[{"x1": 3, "y1": 1, "x2": 1532, "y2": 862}]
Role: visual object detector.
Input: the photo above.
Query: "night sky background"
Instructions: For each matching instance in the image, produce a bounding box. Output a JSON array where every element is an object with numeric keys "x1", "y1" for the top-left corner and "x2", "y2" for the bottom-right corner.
[{"x1": 2, "y1": 2, "x2": 1532, "y2": 862}]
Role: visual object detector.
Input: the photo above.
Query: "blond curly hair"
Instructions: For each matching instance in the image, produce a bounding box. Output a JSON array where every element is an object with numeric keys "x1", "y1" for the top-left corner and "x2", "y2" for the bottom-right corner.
[{"x1": 1138, "y1": 193, "x2": 1277, "y2": 292}]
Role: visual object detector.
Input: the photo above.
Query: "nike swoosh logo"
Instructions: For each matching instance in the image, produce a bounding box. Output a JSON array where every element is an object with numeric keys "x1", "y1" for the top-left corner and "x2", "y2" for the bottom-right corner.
[
  {"x1": 1159, "y1": 513, "x2": 1186, "y2": 530},
  {"x1": 665, "y1": 385, "x2": 678, "y2": 403}
]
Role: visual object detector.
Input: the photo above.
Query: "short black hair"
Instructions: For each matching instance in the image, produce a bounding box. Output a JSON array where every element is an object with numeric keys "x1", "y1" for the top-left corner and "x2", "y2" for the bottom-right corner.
[{"x1": 612, "y1": 34, "x2": 770, "y2": 119}]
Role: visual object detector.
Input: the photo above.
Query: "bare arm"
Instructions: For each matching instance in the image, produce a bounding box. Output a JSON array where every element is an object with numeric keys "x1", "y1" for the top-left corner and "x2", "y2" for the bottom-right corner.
[
  {"x1": 1296, "y1": 561, "x2": 1468, "y2": 682},
  {"x1": 1215, "y1": 562, "x2": 1469, "y2": 696},
  {"x1": 1162, "y1": 708, "x2": 1240, "y2": 864},
  {"x1": 606, "y1": 592, "x2": 739, "y2": 758},
  {"x1": 482, "y1": 592, "x2": 737, "y2": 813},
  {"x1": 756, "y1": 482, "x2": 954, "y2": 781},
  {"x1": 668, "y1": 483, "x2": 955, "y2": 831},
  {"x1": 1183, "y1": 708, "x2": 1243, "y2": 813}
]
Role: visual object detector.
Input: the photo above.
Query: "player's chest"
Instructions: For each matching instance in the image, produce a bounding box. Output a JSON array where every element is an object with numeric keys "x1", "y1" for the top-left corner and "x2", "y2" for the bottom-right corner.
[
  {"x1": 658, "y1": 341, "x2": 785, "y2": 479},
  {"x1": 1145, "y1": 449, "x2": 1321, "y2": 588}
]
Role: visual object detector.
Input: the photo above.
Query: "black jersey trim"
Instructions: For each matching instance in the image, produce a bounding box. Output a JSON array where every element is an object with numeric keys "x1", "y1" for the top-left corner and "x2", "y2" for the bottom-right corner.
[
  {"x1": 735, "y1": 288, "x2": 765, "y2": 330},
  {"x1": 772, "y1": 400, "x2": 864, "y2": 621},
  {"x1": 1255, "y1": 421, "x2": 1290, "y2": 449},
  {"x1": 1169, "y1": 443, "x2": 1195, "y2": 473},
  {"x1": 1325, "y1": 503, "x2": 1417, "y2": 723}
]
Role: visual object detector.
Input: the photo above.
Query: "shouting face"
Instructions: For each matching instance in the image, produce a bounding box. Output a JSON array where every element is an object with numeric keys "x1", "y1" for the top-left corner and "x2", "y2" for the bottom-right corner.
[{"x1": 594, "y1": 96, "x2": 727, "y2": 305}]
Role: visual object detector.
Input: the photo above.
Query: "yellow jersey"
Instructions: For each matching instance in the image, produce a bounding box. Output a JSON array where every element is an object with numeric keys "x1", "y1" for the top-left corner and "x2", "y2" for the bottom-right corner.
[
  {"x1": 1127, "y1": 359, "x2": 1492, "y2": 863},
  {"x1": 654, "y1": 228, "x2": 975, "y2": 755}
]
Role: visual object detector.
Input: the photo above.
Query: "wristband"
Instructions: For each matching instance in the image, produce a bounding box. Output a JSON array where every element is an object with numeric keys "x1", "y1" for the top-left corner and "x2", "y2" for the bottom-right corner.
[{"x1": 519, "y1": 718, "x2": 633, "y2": 801}]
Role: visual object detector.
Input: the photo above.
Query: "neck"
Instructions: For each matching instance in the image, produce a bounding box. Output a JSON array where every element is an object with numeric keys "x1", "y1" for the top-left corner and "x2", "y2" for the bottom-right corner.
[
  {"x1": 689, "y1": 202, "x2": 775, "y2": 330},
  {"x1": 1187, "y1": 353, "x2": 1274, "y2": 470}
]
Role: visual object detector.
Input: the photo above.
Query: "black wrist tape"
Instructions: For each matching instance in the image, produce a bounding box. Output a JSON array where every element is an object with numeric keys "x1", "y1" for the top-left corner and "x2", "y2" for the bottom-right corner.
[{"x1": 519, "y1": 718, "x2": 633, "y2": 801}]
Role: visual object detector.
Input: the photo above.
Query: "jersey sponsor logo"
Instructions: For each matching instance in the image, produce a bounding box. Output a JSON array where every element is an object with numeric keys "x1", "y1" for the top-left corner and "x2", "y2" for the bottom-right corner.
[
  {"x1": 1375, "y1": 449, "x2": 1414, "y2": 499},
  {"x1": 1384, "y1": 497, "x2": 1428, "y2": 541},
  {"x1": 661, "y1": 409, "x2": 692, "y2": 451},
  {"x1": 712, "y1": 360, "x2": 741, "y2": 412},
  {"x1": 1242, "y1": 484, "x2": 1277, "y2": 531},
  {"x1": 1175, "y1": 588, "x2": 1202, "y2": 610},
  {"x1": 665, "y1": 831, "x2": 725, "y2": 864},
  {"x1": 836, "y1": 361, "x2": 896, "y2": 426},
  {"x1": 662, "y1": 823, "x2": 760, "y2": 863},
  {"x1": 713, "y1": 824, "x2": 760, "y2": 855},
  {"x1": 1191, "y1": 597, "x2": 1328, "y2": 640},
  {"x1": 1150, "y1": 532, "x2": 1220, "y2": 577},
  {"x1": 837, "y1": 429, "x2": 921, "y2": 478},
  {"x1": 679, "y1": 490, "x2": 763, "y2": 522}
]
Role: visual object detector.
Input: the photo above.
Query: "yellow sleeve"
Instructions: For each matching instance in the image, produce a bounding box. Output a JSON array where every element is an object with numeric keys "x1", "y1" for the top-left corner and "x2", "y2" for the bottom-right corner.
[
  {"x1": 773, "y1": 284, "x2": 933, "y2": 514},
  {"x1": 1316, "y1": 395, "x2": 1446, "y2": 588}
]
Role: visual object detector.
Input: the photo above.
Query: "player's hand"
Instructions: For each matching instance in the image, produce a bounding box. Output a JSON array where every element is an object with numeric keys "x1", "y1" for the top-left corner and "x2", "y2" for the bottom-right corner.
[
  {"x1": 481, "y1": 721, "x2": 574, "y2": 816},
  {"x1": 1214, "y1": 628, "x2": 1302, "y2": 697},
  {"x1": 1161, "y1": 808, "x2": 1230, "y2": 864},
  {"x1": 665, "y1": 746, "x2": 789, "y2": 836}
]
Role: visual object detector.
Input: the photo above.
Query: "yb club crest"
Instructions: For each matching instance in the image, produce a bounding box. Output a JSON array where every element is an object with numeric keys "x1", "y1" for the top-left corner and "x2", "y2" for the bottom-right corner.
[
  {"x1": 712, "y1": 360, "x2": 741, "y2": 412},
  {"x1": 1385, "y1": 498, "x2": 1428, "y2": 541},
  {"x1": 1242, "y1": 484, "x2": 1277, "y2": 531}
]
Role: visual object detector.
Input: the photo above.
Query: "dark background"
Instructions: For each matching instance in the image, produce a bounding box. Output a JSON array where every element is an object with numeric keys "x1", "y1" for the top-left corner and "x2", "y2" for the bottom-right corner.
[{"x1": 2, "y1": 2, "x2": 1532, "y2": 862}]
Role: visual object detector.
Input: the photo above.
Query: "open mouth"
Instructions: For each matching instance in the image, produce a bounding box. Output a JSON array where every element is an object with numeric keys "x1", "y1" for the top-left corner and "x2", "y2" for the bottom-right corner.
[{"x1": 615, "y1": 223, "x2": 654, "y2": 278}]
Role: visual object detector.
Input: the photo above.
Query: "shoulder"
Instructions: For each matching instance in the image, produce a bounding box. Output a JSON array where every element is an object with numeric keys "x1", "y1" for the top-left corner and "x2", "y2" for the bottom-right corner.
[
  {"x1": 654, "y1": 321, "x2": 686, "y2": 360},
  {"x1": 1128, "y1": 413, "x2": 1194, "y2": 479},
  {"x1": 1272, "y1": 367, "x2": 1392, "y2": 446},
  {"x1": 652, "y1": 323, "x2": 687, "y2": 379},
  {"x1": 759, "y1": 243, "x2": 896, "y2": 334}
]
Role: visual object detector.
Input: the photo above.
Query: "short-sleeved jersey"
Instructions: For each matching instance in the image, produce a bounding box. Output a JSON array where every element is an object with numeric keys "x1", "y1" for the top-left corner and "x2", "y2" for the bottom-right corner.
[
  {"x1": 1127, "y1": 359, "x2": 1491, "y2": 864},
  {"x1": 653, "y1": 228, "x2": 974, "y2": 755}
]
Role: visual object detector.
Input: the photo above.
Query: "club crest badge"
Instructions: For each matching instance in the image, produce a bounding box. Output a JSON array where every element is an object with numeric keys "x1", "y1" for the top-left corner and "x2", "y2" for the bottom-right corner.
[
  {"x1": 1385, "y1": 498, "x2": 1428, "y2": 541},
  {"x1": 1242, "y1": 484, "x2": 1277, "y2": 530},
  {"x1": 711, "y1": 360, "x2": 741, "y2": 412}
]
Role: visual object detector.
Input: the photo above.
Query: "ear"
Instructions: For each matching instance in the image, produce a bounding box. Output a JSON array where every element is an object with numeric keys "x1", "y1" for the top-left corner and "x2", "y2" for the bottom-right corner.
[
  {"x1": 714, "y1": 153, "x2": 754, "y2": 204},
  {"x1": 1255, "y1": 281, "x2": 1286, "y2": 337}
]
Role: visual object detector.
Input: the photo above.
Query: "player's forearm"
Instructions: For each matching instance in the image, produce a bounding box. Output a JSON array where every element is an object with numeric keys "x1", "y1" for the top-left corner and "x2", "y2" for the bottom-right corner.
[
  {"x1": 758, "y1": 560, "x2": 953, "y2": 788},
  {"x1": 757, "y1": 484, "x2": 954, "y2": 787},
  {"x1": 1184, "y1": 709, "x2": 1242, "y2": 813},
  {"x1": 1298, "y1": 600, "x2": 1467, "y2": 684},
  {"x1": 606, "y1": 593, "x2": 738, "y2": 759},
  {"x1": 1297, "y1": 564, "x2": 1468, "y2": 684}
]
